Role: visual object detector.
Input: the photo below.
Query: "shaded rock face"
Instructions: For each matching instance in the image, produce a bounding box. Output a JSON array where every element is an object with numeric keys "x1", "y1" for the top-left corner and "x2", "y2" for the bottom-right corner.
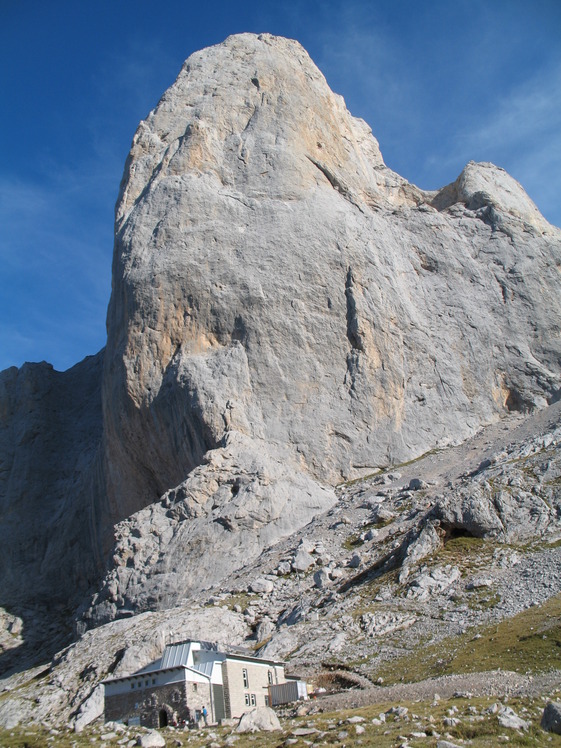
[
  {"x1": 1, "y1": 33, "x2": 561, "y2": 630},
  {"x1": 0, "y1": 354, "x2": 104, "y2": 614}
]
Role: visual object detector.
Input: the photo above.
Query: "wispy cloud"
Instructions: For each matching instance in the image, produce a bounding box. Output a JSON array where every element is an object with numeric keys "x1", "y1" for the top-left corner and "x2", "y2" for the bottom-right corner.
[
  {"x1": 306, "y1": 2, "x2": 561, "y2": 227},
  {"x1": 427, "y1": 62, "x2": 561, "y2": 226}
]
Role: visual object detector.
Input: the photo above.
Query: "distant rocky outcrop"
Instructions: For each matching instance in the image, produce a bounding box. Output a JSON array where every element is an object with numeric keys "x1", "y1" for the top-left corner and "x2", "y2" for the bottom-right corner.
[{"x1": 1, "y1": 32, "x2": 561, "y2": 643}]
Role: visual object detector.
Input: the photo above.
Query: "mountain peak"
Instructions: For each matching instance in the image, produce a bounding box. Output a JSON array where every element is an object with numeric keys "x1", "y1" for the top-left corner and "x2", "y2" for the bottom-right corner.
[{"x1": 1, "y1": 37, "x2": 561, "y2": 724}]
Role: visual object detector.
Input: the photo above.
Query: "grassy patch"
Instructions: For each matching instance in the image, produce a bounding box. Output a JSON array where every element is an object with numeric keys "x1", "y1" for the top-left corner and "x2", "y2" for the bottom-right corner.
[
  {"x1": 343, "y1": 533, "x2": 365, "y2": 551},
  {"x1": 428, "y1": 533, "x2": 501, "y2": 577},
  {"x1": 222, "y1": 592, "x2": 253, "y2": 612},
  {"x1": 467, "y1": 590, "x2": 502, "y2": 611},
  {"x1": 340, "y1": 471, "x2": 384, "y2": 488},
  {"x1": 373, "y1": 594, "x2": 561, "y2": 684}
]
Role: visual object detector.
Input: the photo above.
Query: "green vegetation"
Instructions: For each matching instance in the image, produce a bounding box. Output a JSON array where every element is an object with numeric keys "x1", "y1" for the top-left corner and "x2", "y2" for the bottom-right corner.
[
  {"x1": 340, "y1": 471, "x2": 383, "y2": 488},
  {"x1": 467, "y1": 589, "x2": 502, "y2": 611},
  {"x1": 374, "y1": 594, "x2": 561, "y2": 685},
  {"x1": 2, "y1": 694, "x2": 561, "y2": 747},
  {"x1": 339, "y1": 448, "x2": 445, "y2": 488},
  {"x1": 222, "y1": 591, "x2": 253, "y2": 611}
]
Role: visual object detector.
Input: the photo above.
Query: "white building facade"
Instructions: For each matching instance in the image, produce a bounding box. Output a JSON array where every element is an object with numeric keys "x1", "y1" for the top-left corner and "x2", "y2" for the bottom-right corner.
[{"x1": 103, "y1": 640, "x2": 303, "y2": 727}]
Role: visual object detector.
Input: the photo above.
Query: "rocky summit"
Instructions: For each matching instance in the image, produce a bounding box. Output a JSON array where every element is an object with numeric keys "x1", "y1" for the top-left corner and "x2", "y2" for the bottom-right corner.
[{"x1": 1, "y1": 32, "x2": 561, "y2": 734}]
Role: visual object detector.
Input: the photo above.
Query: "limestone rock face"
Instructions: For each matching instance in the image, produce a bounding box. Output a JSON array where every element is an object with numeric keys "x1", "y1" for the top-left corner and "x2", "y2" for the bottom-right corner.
[
  {"x1": 1, "y1": 32, "x2": 561, "y2": 634},
  {"x1": 0, "y1": 353, "x2": 104, "y2": 615},
  {"x1": 104, "y1": 31, "x2": 561, "y2": 519},
  {"x1": 82, "y1": 431, "x2": 334, "y2": 623}
]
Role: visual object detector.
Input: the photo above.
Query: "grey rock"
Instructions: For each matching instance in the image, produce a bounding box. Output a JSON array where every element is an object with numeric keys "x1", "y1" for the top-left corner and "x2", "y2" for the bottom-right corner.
[
  {"x1": 371, "y1": 506, "x2": 396, "y2": 524},
  {"x1": 399, "y1": 521, "x2": 442, "y2": 582},
  {"x1": 465, "y1": 578, "x2": 493, "y2": 590},
  {"x1": 94, "y1": 33, "x2": 561, "y2": 622},
  {"x1": 541, "y1": 701, "x2": 561, "y2": 734},
  {"x1": 360, "y1": 611, "x2": 416, "y2": 638},
  {"x1": 136, "y1": 731, "x2": 166, "y2": 747},
  {"x1": 73, "y1": 684, "x2": 104, "y2": 732},
  {"x1": 255, "y1": 617, "x2": 275, "y2": 642},
  {"x1": 497, "y1": 706, "x2": 529, "y2": 730},
  {"x1": 313, "y1": 568, "x2": 331, "y2": 588},
  {"x1": 292, "y1": 549, "x2": 315, "y2": 573},
  {"x1": 409, "y1": 478, "x2": 429, "y2": 491},
  {"x1": 387, "y1": 706, "x2": 408, "y2": 718},
  {"x1": 443, "y1": 716, "x2": 460, "y2": 726},
  {"x1": 407, "y1": 566, "x2": 461, "y2": 600},
  {"x1": 250, "y1": 578, "x2": 274, "y2": 595},
  {"x1": 236, "y1": 706, "x2": 281, "y2": 732},
  {"x1": 84, "y1": 432, "x2": 334, "y2": 622},
  {"x1": 0, "y1": 354, "x2": 104, "y2": 626}
]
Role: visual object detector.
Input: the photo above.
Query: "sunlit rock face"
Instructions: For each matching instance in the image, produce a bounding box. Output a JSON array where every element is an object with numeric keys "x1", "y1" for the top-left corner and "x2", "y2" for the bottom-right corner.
[
  {"x1": 1, "y1": 33, "x2": 561, "y2": 630},
  {"x1": 103, "y1": 32, "x2": 561, "y2": 522}
]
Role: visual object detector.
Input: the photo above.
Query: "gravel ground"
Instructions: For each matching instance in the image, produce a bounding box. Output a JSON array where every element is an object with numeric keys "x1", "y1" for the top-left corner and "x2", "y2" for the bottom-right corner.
[{"x1": 315, "y1": 668, "x2": 561, "y2": 711}]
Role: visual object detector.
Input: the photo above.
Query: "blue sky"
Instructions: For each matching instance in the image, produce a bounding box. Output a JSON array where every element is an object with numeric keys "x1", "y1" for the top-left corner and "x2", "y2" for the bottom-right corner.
[{"x1": 1, "y1": 0, "x2": 560, "y2": 372}]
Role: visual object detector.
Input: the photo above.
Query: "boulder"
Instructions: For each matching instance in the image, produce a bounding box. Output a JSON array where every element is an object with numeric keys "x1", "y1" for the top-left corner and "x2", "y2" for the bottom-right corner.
[
  {"x1": 409, "y1": 478, "x2": 429, "y2": 491},
  {"x1": 73, "y1": 684, "x2": 104, "y2": 732},
  {"x1": 371, "y1": 506, "x2": 396, "y2": 524},
  {"x1": 497, "y1": 706, "x2": 529, "y2": 730},
  {"x1": 236, "y1": 706, "x2": 282, "y2": 732},
  {"x1": 313, "y1": 568, "x2": 331, "y2": 588},
  {"x1": 541, "y1": 701, "x2": 561, "y2": 734},
  {"x1": 250, "y1": 578, "x2": 274, "y2": 595},
  {"x1": 406, "y1": 565, "x2": 461, "y2": 600},
  {"x1": 277, "y1": 561, "x2": 292, "y2": 575},
  {"x1": 136, "y1": 731, "x2": 166, "y2": 747},
  {"x1": 292, "y1": 549, "x2": 315, "y2": 573}
]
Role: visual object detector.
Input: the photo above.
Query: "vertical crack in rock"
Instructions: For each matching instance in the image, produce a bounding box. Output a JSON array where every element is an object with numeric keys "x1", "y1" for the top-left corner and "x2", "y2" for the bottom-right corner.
[
  {"x1": 344, "y1": 267, "x2": 364, "y2": 394},
  {"x1": 344, "y1": 267, "x2": 364, "y2": 353}
]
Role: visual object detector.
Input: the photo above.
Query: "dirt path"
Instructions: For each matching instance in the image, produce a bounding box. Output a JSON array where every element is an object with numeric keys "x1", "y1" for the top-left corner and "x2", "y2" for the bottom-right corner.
[{"x1": 314, "y1": 669, "x2": 561, "y2": 711}]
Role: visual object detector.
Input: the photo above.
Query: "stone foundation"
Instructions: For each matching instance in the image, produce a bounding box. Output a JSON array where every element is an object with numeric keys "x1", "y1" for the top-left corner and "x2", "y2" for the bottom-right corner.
[{"x1": 105, "y1": 680, "x2": 213, "y2": 727}]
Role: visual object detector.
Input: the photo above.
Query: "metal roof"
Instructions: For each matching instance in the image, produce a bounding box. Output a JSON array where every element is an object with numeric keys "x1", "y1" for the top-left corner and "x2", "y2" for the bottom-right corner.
[{"x1": 161, "y1": 641, "x2": 192, "y2": 669}]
